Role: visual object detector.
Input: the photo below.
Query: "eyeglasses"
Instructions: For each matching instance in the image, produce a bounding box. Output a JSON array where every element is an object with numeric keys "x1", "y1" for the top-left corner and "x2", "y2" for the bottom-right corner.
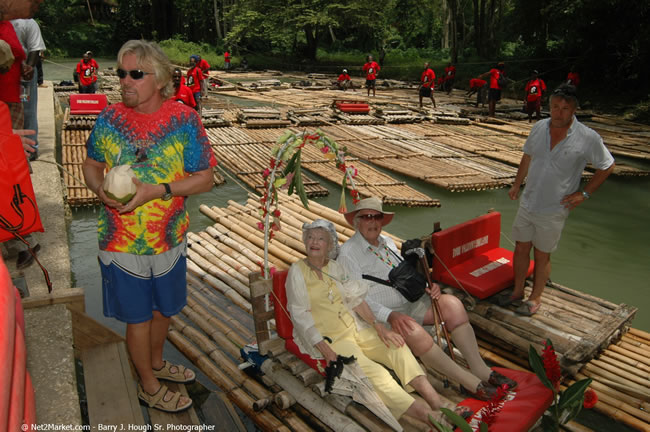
[
  {"x1": 116, "y1": 68, "x2": 153, "y2": 80},
  {"x1": 357, "y1": 213, "x2": 384, "y2": 221}
]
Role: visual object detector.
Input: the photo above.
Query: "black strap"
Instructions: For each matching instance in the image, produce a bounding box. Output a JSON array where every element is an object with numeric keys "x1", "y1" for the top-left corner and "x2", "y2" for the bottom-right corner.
[{"x1": 362, "y1": 273, "x2": 392, "y2": 287}]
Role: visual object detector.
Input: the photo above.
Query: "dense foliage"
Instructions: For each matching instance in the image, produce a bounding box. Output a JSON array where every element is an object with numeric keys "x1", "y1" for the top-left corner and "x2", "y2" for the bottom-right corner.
[{"x1": 33, "y1": 0, "x2": 650, "y2": 117}]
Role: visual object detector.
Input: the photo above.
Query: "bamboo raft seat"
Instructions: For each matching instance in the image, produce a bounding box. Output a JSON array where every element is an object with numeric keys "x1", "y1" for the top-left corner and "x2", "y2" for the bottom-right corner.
[{"x1": 430, "y1": 211, "x2": 534, "y2": 299}]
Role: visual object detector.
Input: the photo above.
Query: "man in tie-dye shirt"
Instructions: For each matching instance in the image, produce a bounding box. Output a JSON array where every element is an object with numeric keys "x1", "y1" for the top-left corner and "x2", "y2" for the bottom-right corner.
[{"x1": 83, "y1": 40, "x2": 216, "y2": 413}]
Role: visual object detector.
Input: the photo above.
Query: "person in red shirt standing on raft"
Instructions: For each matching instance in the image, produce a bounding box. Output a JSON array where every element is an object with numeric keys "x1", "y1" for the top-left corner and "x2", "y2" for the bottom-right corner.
[
  {"x1": 196, "y1": 55, "x2": 210, "y2": 98},
  {"x1": 419, "y1": 62, "x2": 436, "y2": 108},
  {"x1": 186, "y1": 55, "x2": 204, "y2": 114},
  {"x1": 224, "y1": 50, "x2": 231, "y2": 71},
  {"x1": 362, "y1": 55, "x2": 380, "y2": 97},
  {"x1": 75, "y1": 52, "x2": 96, "y2": 93},
  {"x1": 466, "y1": 78, "x2": 487, "y2": 107},
  {"x1": 523, "y1": 70, "x2": 547, "y2": 123}
]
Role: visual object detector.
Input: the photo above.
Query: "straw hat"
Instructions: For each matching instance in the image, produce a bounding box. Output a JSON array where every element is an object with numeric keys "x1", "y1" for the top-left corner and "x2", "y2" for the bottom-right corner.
[
  {"x1": 0, "y1": 40, "x2": 15, "y2": 72},
  {"x1": 344, "y1": 197, "x2": 394, "y2": 227}
]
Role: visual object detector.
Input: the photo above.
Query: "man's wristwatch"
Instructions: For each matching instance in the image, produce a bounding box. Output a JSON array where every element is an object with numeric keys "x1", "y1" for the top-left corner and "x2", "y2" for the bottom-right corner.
[
  {"x1": 581, "y1": 190, "x2": 590, "y2": 200},
  {"x1": 161, "y1": 183, "x2": 172, "y2": 201}
]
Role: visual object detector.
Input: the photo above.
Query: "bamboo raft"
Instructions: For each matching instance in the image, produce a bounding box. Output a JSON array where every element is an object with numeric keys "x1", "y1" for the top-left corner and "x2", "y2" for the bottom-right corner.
[
  {"x1": 166, "y1": 193, "x2": 647, "y2": 432},
  {"x1": 61, "y1": 123, "x2": 226, "y2": 207},
  {"x1": 206, "y1": 126, "x2": 438, "y2": 207}
]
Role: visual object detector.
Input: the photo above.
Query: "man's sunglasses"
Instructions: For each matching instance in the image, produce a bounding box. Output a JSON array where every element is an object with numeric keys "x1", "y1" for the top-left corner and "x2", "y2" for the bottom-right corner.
[
  {"x1": 357, "y1": 213, "x2": 384, "y2": 221},
  {"x1": 117, "y1": 69, "x2": 153, "y2": 80}
]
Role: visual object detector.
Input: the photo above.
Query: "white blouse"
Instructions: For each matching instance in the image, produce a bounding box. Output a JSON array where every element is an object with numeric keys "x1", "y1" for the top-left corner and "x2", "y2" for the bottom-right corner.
[{"x1": 286, "y1": 259, "x2": 369, "y2": 358}]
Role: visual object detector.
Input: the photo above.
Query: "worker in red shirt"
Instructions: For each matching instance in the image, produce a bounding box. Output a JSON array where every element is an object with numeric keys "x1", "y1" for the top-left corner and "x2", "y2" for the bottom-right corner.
[
  {"x1": 337, "y1": 69, "x2": 354, "y2": 91},
  {"x1": 362, "y1": 55, "x2": 380, "y2": 97},
  {"x1": 196, "y1": 55, "x2": 210, "y2": 98},
  {"x1": 86, "y1": 50, "x2": 99, "y2": 92},
  {"x1": 466, "y1": 78, "x2": 487, "y2": 107},
  {"x1": 419, "y1": 62, "x2": 436, "y2": 108},
  {"x1": 224, "y1": 50, "x2": 231, "y2": 71},
  {"x1": 443, "y1": 62, "x2": 456, "y2": 94},
  {"x1": 172, "y1": 68, "x2": 196, "y2": 108},
  {"x1": 187, "y1": 55, "x2": 204, "y2": 114},
  {"x1": 566, "y1": 67, "x2": 580, "y2": 87},
  {"x1": 479, "y1": 62, "x2": 505, "y2": 117},
  {"x1": 523, "y1": 70, "x2": 547, "y2": 122},
  {"x1": 75, "y1": 52, "x2": 95, "y2": 93}
]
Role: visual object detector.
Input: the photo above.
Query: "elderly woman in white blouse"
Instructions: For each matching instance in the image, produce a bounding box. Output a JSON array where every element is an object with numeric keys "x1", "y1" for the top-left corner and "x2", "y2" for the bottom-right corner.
[{"x1": 286, "y1": 219, "x2": 464, "y2": 426}]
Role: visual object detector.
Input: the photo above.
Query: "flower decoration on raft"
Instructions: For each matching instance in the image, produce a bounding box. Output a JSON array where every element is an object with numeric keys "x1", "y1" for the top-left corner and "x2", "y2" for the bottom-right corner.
[
  {"x1": 257, "y1": 129, "x2": 361, "y2": 279},
  {"x1": 529, "y1": 339, "x2": 596, "y2": 431},
  {"x1": 429, "y1": 384, "x2": 508, "y2": 432}
]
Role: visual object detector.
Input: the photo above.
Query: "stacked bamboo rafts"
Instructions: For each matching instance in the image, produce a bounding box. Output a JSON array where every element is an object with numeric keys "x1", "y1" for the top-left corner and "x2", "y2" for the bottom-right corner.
[
  {"x1": 206, "y1": 126, "x2": 439, "y2": 207},
  {"x1": 237, "y1": 108, "x2": 291, "y2": 128},
  {"x1": 316, "y1": 124, "x2": 518, "y2": 191},
  {"x1": 170, "y1": 194, "x2": 648, "y2": 431}
]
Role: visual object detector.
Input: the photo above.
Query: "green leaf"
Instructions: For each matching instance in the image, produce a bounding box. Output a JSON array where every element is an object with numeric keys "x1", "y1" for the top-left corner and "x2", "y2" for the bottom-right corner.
[
  {"x1": 283, "y1": 151, "x2": 300, "y2": 176},
  {"x1": 529, "y1": 344, "x2": 554, "y2": 391},
  {"x1": 439, "y1": 407, "x2": 473, "y2": 432},
  {"x1": 558, "y1": 378, "x2": 592, "y2": 412},
  {"x1": 294, "y1": 154, "x2": 309, "y2": 209},
  {"x1": 428, "y1": 414, "x2": 453, "y2": 432},
  {"x1": 479, "y1": 423, "x2": 489, "y2": 432}
]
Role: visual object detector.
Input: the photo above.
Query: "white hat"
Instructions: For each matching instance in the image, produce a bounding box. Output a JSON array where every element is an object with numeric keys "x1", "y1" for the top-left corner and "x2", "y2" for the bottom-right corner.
[
  {"x1": 344, "y1": 197, "x2": 394, "y2": 227},
  {"x1": 302, "y1": 219, "x2": 339, "y2": 259}
]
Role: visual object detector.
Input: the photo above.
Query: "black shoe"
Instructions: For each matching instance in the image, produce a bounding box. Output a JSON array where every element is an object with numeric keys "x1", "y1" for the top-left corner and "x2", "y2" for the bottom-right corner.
[
  {"x1": 28, "y1": 149, "x2": 39, "y2": 161},
  {"x1": 16, "y1": 244, "x2": 41, "y2": 270},
  {"x1": 461, "y1": 381, "x2": 499, "y2": 401},
  {"x1": 488, "y1": 370, "x2": 518, "y2": 390}
]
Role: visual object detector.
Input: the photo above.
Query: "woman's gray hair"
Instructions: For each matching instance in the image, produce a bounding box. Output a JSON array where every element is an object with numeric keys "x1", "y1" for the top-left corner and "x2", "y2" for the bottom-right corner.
[
  {"x1": 117, "y1": 40, "x2": 174, "y2": 99},
  {"x1": 302, "y1": 219, "x2": 339, "y2": 259}
]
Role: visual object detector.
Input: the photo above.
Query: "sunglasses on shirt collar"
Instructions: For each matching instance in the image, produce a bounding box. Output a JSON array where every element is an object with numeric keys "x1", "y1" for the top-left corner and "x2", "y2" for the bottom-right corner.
[
  {"x1": 357, "y1": 213, "x2": 384, "y2": 221},
  {"x1": 116, "y1": 68, "x2": 154, "y2": 80}
]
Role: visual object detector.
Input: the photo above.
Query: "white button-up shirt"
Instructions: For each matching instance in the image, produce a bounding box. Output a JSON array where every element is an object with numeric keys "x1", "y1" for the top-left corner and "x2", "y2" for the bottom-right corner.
[
  {"x1": 338, "y1": 231, "x2": 407, "y2": 323},
  {"x1": 521, "y1": 117, "x2": 614, "y2": 215}
]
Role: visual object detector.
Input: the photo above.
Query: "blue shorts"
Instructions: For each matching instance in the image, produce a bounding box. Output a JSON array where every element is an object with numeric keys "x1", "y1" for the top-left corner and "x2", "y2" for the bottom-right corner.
[{"x1": 98, "y1": 242, "x2": 187, "y2": 324}]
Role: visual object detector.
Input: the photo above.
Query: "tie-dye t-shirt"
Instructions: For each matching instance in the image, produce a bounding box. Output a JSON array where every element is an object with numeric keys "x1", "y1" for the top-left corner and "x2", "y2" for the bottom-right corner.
[{"x1": 86, "y1": 99, "x2": 217, "y2": 255}]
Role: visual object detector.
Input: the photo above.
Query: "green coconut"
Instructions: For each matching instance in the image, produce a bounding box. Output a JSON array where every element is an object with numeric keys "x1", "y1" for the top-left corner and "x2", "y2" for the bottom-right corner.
[{"x1": 103, "y1": 164, "x2": 137, "y2": 204}]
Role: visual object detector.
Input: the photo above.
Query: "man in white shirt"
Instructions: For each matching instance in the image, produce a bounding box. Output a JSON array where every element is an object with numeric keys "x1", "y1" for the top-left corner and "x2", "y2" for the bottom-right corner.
[
  {"x1": 338, "y1": 197, "x2": 517, "y2": 399},
  {"x1": 11, "y1": 18, "x2": 45, "y2": 160},
  {"x1": 508, "y1": 84, "x2": 615, "y2": 316}
]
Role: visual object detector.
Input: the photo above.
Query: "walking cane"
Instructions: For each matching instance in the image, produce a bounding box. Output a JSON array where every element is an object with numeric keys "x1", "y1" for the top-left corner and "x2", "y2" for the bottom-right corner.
[{"x1": 410, "y1": 249, "x2": 456, "y2": 361}]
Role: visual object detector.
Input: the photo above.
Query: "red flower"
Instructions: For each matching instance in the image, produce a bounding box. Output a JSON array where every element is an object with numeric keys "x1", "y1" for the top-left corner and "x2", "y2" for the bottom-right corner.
[
  {"x1": 321, "y1": 146, "x2": 330, "y2": 154},
  {"x1": 542, "y1": 341, "x2": 562, "y2": 391},
  {"x1": 583, "y1": 389, "x2": 598, "y2": 409},
  {"x1": 263, "y1": 168, "x2": 271, "y2": 178},
  {"x1": 256, "y1": 222, "x2": 265, "y2": 231},
  {"x1": 480, "y1": 384, "x2": 507, "y2": 429},
  {"x1": 270, "y1": 158, "x2": 276, "y2": 168},
  {"x1": 273, "y1": 209, "x2": 281, "y2": 218}
]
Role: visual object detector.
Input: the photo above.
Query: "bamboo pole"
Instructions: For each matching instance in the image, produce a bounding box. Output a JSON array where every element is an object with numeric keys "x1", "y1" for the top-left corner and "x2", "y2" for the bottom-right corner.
[
  {"x1": 187, "y1": 258, "x2": 252, "y2": 312},
  {"x1": 167, "y1": 329, "x2": 291, "y2": 432},
  {"x1": 259, "y1": 359, "x2": 366, "y2": 432}
]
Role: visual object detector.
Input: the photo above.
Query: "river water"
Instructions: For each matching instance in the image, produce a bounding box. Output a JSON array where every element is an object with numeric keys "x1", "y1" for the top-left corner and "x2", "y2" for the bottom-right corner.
[{"x1": 47, "y1": 58, "x2": 648, "y2": 431}]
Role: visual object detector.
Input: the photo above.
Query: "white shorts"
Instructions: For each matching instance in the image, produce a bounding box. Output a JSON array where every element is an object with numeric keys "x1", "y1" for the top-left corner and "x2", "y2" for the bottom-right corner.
[
  {"x1": 511, "y1": 206, "x2": 567, "y2": 253},
  {"x1": 391, "y1": 295, "x2": 431, "y2": 326}
]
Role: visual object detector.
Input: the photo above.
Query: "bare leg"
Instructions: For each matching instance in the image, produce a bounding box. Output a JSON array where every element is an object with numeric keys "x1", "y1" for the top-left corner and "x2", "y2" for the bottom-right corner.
[
  {"x1": 127, "y1": 321, "x2": 158, "y2": 393},
  {"x1": 513, "y1": 241, "x2": 533, "y2": 299},
  {"x1": 529, "y1": 248, "x2": 551, "y2": 305},
  {"x1": 488, "y1": 99, "x2": 496, "y2": 116},
  {"x1": 407, "y1": 375, "x2": 441, "y2": 410},
  {"x1": 404, "y1": 398, "x2": 437, "y2": 426}
]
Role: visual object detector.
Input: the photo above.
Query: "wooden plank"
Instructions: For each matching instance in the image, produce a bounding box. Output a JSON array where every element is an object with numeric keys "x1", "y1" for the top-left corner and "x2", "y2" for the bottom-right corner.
[
  {"x1": 22, "y1": 287, "x2": 85, "y2": 313},
  {"x1": 148, "y1": 382, "x2": 201, "y2": 430},
  {"x1": 82, "y1": 341, "x2": 145, "y2": 427},
  {"x1": 70, "y1": 308, "x2": 123, "y2": 353}
]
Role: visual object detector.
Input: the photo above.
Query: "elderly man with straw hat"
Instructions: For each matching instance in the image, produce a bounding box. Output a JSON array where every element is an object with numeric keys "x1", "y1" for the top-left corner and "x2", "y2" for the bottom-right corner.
[{"x1": 338, "y1": 197, "x2": 517, "y2": 399}]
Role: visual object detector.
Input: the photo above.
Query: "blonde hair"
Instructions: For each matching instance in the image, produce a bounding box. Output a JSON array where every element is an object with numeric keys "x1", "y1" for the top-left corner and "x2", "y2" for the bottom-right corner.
[{"x1": 117, "y1": 40, "x2": 173, "y2": 99}]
